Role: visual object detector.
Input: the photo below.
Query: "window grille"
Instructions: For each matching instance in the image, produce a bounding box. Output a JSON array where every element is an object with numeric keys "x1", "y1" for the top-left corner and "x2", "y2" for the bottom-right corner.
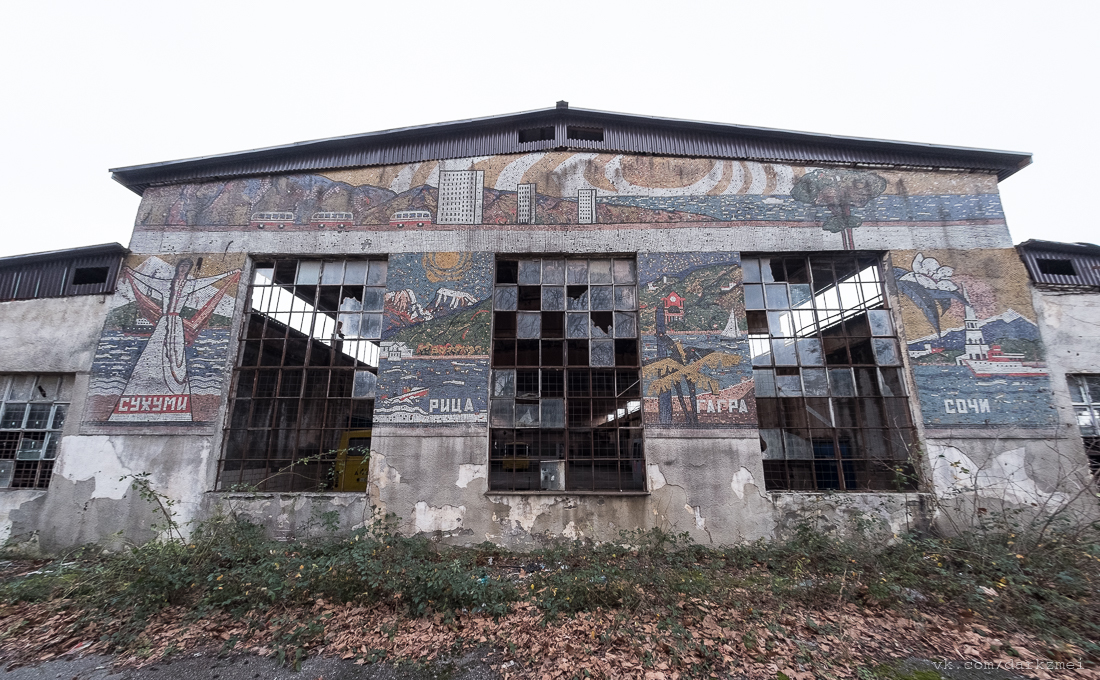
[
  {"x1": 0, "y1": 374, "x2": 71, "y2": 489},
  {"x1": 489, "y1": 257, "x2": 645, "y2": 492},
  {"x1": 1068, "y1": 374, "x2": 1100, "y2": 476},
  {"x1": 745, "y1": 255, "x2": 919, "y2": 491},
  {"x1": 217, "y1": 259, "x2": 385, "y2": 492}
]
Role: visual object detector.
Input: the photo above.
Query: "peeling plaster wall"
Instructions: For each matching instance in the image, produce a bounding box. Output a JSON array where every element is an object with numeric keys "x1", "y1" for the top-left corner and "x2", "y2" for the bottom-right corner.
[
  {"x1": 9, "y1": 152, "x2": 1088, "y2": 552},
  {"x1": 368, "y1": 428, "x2": 777, "y2": 547},
  {"x1": 33, "y1": 435, "x2": 216, "y2": 551},
  {"x1": 0, "y1": 294, "x2": 111, "y2": 550}
]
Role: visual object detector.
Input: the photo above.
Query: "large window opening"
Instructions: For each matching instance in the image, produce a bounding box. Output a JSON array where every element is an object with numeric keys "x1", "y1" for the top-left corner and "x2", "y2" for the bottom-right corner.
[
  {"x1": 0, "y1": 374, "x2": 71, "y2": 489},
  {"x1": 1068, "y1": 374, "x2": 1100, "y2": 476},
  {"x1": 746, "y1": 255, "x2": 918, "y2": 492},
  {"x1": 489, "y1": 257, "x2": 645, "y2": 492},
  {"x1": 218, "y1": 259, "x2": 385, "y2": 492}
]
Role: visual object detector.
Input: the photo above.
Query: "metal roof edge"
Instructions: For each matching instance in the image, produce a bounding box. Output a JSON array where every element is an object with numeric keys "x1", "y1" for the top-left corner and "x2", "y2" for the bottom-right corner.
[
  {"x1": 1017, "y1": 239, "x2": 1100, "y2": 257},
  {"x1": 110, "y1": 105, "x2": 1034, "y2": 194},
  {"x1": 0, "y1": 242, "x2": 129, "y2": 267}
]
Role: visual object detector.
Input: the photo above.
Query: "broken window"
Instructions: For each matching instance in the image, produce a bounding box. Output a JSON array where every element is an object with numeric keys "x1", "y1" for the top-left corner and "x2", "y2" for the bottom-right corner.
[
  {"x1": 490, "y1": 257, "x2": 645, "y2": 492},
  {"x1": 0, "y1": 374, "x2": 72, "y2": 489},
  {"x1": 1068, "y1": 374, "x2": 1100, "y2": 476},
  {"x1": 745, "y1": 255, "x2": 919, "y2": 492},
  {"x1": 217, "y1": 259, "x2": 385, "y2": 492}
]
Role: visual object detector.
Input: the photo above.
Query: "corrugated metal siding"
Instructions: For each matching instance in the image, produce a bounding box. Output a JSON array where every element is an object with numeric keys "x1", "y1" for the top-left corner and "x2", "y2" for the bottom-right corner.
[
  {"x1": 1019, "y1": 247, "x2": 1100, "y2": 287},
  {"x1": 112, "y1": 109, "x2": 1031, "y2": 193},
  {"x1": 0, "y1": 253, "x2": 123, "y2": 302}
]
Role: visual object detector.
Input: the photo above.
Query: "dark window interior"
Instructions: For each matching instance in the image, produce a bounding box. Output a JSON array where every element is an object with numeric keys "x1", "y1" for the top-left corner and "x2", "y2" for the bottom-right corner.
[
  {"x1": 518, "y1": 127, "x2": 555, "y2": 143},
  {"x1": 490, "y1": 257, "x2": 644, "y2": 492},
  {"x1": 566, "y1": 126, "x2": 604, "y2": 142},
  {"x1": 72, "y1": 266, "x2": 110, "y2": 285},
  {"x1": 1036, "y1": 259, "x2": 1077, "y2": 276}
]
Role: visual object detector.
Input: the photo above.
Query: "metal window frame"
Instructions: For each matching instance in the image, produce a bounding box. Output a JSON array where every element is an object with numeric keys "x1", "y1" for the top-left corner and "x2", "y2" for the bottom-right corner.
[
  {"x1": 488, "y1": 256, "x2": 647, "y2": 493},
  {"x1": 216, "y1": 258, "x2": 385, "y2": 492},
  {"x1": 746, "y1": 254, "x2": 920, "y2": 493},
  {"x1": 0, "y1": 374, "x2": 70, "y2": 490}
]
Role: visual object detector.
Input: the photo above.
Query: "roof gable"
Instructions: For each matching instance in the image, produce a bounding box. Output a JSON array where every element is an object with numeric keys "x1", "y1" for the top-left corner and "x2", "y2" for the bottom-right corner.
[{"x1": 110, "y1": 104, "x2": 1032, "y2": 194}]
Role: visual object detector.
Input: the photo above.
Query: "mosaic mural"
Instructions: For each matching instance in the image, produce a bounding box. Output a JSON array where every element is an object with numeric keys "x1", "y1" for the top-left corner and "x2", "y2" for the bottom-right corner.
[
  {"x1": 84, "y1": 253, "x2": 243, "y2": 427},
  {"x1": 374, "y1": 252, "x2": 493, "y2": 425},
  {"x1": 891, "y1": 249, "x2": 1055, "y2": 428},
  {"x1": 637, "y1": 253, "x2": 755, "y2": 428},
  {"x1": 133, "y1": 154, "x2": 1005, "y2": 242}
]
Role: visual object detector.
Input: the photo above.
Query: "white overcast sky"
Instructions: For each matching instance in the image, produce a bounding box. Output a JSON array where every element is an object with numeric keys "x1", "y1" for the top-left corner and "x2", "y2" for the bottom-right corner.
[{"x1": 1, "y1": 1, "x2": 1095, "y2": 258}]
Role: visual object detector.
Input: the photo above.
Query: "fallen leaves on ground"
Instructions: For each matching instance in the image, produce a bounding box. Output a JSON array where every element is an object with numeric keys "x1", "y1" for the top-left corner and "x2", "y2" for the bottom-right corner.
[{"x1": 0, "y1": 596, "x2": 1094, "y2": 679}]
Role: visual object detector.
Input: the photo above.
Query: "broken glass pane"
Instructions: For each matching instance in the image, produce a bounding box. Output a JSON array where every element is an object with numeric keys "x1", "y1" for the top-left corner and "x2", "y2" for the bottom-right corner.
[
  {"x1": 31, "y1": 376, "x2": 60, "y2": 402},
  {"x1": 567, "y1": 313, "x2": 589, "y2": 338},
  {"x1": 768, "y1": 312, "x2": 794, "y2": 337},
  {"x1": 750, "y1": 337, "x2": 772, "y2": 366},
  {"x1": 759, "y1": 428, "x2": 784, "y2": 459},
  {"x1": 515, "y1": 402, "x2": 540, "y2": 428},
  {"x1": 566, "y1": 286, "x2": 589, "y2": 310},
  {"x1": 775, "y1": 372, "x2": 802, "y2": 397}
]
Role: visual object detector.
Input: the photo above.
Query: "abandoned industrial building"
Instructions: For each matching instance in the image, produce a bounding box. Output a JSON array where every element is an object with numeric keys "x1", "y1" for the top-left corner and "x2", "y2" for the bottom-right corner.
[{"x1": 1, "y1": 103, "x2": 1096, "y2": 551}]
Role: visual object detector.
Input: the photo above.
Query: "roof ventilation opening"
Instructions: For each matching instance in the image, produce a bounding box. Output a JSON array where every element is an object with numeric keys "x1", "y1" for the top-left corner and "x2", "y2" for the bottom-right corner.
[
  {"x1": 567, "y1": 126, "x2": 604, "y2": 142},
  {"x1": 1037, "y1": 258, "x2": 1077, "y2": 276},
  {"x1": 518, "y1": 126, "x2": 555, "y2": 143},
  {"x1": 72, "y1": 266, "x2": 110, "y2": 285}
]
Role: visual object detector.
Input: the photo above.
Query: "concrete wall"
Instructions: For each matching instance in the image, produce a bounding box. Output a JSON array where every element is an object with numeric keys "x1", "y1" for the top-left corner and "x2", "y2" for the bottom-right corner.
[
  {"x1": 0, "y1": 294, "x2": 110, "y2": 550},
  {"x1": 6, "y1": 152, "x2": 1092, "y2": 551}
]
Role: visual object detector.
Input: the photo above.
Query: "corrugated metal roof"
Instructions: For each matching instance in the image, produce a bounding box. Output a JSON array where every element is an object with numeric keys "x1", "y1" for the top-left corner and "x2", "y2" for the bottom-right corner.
[
  {"x1": 1017, "y1": 239, "x2": 1100, "y2": 288},
  {"x1": 0, "y1": 243, "x2": 128, "y2": 301},
  {"x1": 110, "y1": 104, "x2": 1033, "y2": 194}
]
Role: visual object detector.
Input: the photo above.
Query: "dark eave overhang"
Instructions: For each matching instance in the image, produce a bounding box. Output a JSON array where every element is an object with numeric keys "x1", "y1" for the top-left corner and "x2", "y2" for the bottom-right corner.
[
  {"x1": 110, "y1": 105, "x2": 1033, "y2": 195},
  {"x1": 0, "y1": 242, "x2": 129, "y2": 268}
]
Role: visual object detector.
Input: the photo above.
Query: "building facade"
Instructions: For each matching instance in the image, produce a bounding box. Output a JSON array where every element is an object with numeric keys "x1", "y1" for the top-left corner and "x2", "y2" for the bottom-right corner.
[{"x1": 1, "y1": 106, "x2": 1094, "y2": 551}]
